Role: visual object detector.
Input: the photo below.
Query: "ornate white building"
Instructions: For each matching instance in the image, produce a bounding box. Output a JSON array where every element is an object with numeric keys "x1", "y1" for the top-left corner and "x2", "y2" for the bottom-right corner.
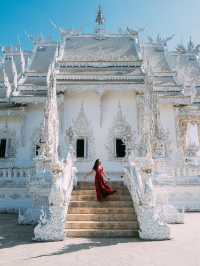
[{"x1": 0, "y1": 7, "x2": 200, "y2": 240}]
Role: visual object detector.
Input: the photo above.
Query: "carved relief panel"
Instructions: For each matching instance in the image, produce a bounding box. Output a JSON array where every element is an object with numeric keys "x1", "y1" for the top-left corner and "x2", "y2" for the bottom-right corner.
[
  {"x1": 177, "y1": 115, "x2": 200, "y2": 155},
  {"x1": 106, "y1": 103, "x2": 134, "y2": 161}
]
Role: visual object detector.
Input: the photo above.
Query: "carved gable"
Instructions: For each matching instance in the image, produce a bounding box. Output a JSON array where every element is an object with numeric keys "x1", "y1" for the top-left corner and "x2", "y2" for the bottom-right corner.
[
  {"x1": 106, "y1": 102, "x2": 133, "y2": 160},
  {"x1": 66, "y1": 103, "x2": 95, "y2": 160}
]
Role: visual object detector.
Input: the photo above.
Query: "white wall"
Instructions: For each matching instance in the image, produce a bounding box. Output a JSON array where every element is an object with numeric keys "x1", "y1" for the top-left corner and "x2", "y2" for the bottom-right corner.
[{"x1": 63, "y1": 90, "x2": 137, "y2": 176}]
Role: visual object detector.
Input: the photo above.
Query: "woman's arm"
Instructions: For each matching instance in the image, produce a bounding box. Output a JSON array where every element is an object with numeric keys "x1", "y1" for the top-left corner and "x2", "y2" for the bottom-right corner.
[{"x1": 83, "y1": 170, "x2": 95, "y2": 179}]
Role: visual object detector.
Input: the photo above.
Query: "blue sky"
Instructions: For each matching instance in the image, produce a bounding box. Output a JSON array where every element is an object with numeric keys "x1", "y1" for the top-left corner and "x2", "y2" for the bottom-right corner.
[{"x1": 0, "y1": 0, "x2": 200, "y2": 50}]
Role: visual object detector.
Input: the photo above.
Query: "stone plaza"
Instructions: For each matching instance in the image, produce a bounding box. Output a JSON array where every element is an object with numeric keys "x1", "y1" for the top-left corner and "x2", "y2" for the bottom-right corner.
[{"x1": 0, "y1": 213, "x2": 200, "y2": 266}]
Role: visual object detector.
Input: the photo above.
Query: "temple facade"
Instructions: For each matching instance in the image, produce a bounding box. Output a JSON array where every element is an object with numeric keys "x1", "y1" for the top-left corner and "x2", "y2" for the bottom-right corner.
[{"x1": 0, "y1": 8, "x2": 200, "y2": 217}]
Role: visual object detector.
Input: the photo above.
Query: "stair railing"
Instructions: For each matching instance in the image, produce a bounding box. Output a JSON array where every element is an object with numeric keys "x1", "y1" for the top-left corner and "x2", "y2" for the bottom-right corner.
[
  {"x1": 33, "y1": 146, "x2": 77, "y2": 241},
  {"x1": 61, "y1": 147, "x2": 77, "y2": 214},
  {"x1": 124, "y1": 156, "x2": 171, "y2": 240}
]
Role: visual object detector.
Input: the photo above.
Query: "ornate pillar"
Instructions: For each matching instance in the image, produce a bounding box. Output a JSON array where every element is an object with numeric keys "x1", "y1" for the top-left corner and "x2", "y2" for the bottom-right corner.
[
  {"x1": 136, "y1": 94, "x2": 145, "y2": 137},
  {"x1": 95, "y1": 89, "x2": 105, "y2": 128},
  {"x1": 19, "y1": 65, "x2": 66, "y2": 241},
  {"x1": 57, "y1": 93, "x2": 65, "y2": 158},
  {"x1": 20, "y1": 112, "x2": 26, "y2": 147}
]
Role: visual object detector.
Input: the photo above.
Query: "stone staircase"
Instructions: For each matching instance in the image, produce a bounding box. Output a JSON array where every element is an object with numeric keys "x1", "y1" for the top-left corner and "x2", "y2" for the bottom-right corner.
[{"x1": 65, "y1": 181, "x2": 139, "y2": 238}]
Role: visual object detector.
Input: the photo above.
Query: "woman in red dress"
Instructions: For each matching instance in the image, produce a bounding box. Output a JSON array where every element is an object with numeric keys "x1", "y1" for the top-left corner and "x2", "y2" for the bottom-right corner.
[{"x1": 84, "y1": 159, "x2": 116, "y2": 201}]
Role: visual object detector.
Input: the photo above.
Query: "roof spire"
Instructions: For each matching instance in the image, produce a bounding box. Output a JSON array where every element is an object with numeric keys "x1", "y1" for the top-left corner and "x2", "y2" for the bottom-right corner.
[
  {"x1": 96, "y1": 5, "x2": 105, "y2": 25},
  {"x1": 188, "y1": 35, "x2": 194, "y2": 52},
  {"x1": 95, "y1": 5, "x2": 105, "y2": 40}
]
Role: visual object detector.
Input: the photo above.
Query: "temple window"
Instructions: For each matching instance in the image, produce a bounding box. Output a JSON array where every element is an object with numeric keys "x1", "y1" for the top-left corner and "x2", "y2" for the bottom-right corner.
[
  {"x1": 76, "y1": 138, "x2": 87, "y2": 159},
  {"x1": 35, "y1": 144, "x2": 41, "y2": 157},
  {"x1": 0, "y1": 138, "x2": 15, "y2": 159},
  {"x1": 115, "y1": 138, "x2": 126, "y2": 158},
  {"x1": 0, "y1": 139, "x2": 7, "y2": 158},
  {"x1": 35, "y1": 139, "x2": 42, "y2": 157}
]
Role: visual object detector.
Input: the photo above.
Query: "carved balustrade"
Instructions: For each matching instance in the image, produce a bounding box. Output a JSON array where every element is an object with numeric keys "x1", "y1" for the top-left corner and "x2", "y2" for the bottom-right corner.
[
  {"x1": 123, "y1": 157, "x2": 171, "y2": 240},
  {"x1": 174, "y1": 165, "x2": 200, "y2": 179},
  {"x1": 0, "y1": 167, "x2": 33, "y2": 182}
]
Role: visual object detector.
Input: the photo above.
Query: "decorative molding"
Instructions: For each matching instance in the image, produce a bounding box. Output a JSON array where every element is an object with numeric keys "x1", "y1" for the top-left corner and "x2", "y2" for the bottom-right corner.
[
  {"x1": 56, "y1": 74, "x2": 144, "y2": 82},
  {"x1": 57, "y1": 61, "x2": 142, "y2": 68},
  {"x1": 56, "y1": 83, "x2": 145, "y2": 94}
]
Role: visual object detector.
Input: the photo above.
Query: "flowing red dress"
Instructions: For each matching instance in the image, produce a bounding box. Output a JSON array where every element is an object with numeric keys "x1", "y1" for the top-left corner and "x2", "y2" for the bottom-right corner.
[{"x1": 95, "y1": 166, "x2": 116, "y2": 201}]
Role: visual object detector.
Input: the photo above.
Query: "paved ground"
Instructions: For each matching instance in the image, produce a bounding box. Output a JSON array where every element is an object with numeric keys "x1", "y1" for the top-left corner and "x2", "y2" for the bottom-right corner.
[{"x1": 0, "y1": 213, "x2": 200, "y2": 266}]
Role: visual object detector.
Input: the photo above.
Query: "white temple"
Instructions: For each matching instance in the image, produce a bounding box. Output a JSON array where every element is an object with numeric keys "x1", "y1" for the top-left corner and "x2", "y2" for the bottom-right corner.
[{"x1": 0, "y1": 7, "x2": 200, "y2": 240}]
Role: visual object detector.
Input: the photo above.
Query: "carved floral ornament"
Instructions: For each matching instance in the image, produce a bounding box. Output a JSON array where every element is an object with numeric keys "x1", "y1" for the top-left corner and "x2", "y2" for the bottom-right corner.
[
  {"x1": 106, "y1": 102, "x2": 134, "y2": 161},
  {"x1": 150, "y1": 125, "x2": 171, "y2": 159},
  {"x1": 66, "y1": 103, "x2": 95, "y2": 160}
]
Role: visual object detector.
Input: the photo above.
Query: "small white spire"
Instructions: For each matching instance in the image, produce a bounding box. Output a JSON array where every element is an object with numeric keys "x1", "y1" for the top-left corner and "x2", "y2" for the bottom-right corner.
[
  {"x1": 188, "y1": 36, "x2": 194, "y2": 52},
  {"x1": 18, "y1": 38, "x2": 26, "y2": 74},
  {"x1": 95, "y1": 6, "x2": 105, "y2": 40},
  {"x1": 96, "y1": 5, "x2": 105, "y2": 25},
  {"x1": 11, "y1": 56, "x2": 18, "y2": 89},
  {"x1": 3, "y1": 68, "x2": 11, "y2": 97}
]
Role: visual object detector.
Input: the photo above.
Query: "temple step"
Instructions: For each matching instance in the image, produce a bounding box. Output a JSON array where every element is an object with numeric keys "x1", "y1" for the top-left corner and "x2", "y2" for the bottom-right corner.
[
  {"x1": 65, "y1": 229, "x2": 138, "y2": 238},
  {"x1": 71, "y1": 194, "x2": 132, "y2": 201},
  {"x1": 72, "y1": 188, "x2": 128, "y2": 195},
  {"x1": 69, "y1": 200, "x2": 133, "y2": 208},
  {"x1": 65, "y1": 181, "x2": 139, "y2": 238},
  {"x1": 65, "y1": 221, "x2": 138, "y2": 230},
  {"x1": 76, "y1": 181, "x2": 126, "y2": 190},
  {"x1": 67, "y1": 207, "x2": 136, "y2": 215},
  {"x1": 67, "y1": 213, "x2": 137, "y2": 221}
]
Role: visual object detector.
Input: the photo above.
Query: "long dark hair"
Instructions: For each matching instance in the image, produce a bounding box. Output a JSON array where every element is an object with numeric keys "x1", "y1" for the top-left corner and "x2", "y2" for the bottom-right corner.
[{"x1": 93, "y1": 159, "x2": 101, "y2": 171}]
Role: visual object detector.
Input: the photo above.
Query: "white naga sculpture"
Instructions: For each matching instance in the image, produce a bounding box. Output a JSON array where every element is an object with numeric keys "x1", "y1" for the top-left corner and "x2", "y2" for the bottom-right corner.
[
  {"x1": 124, "y1": 156, "x2": 170, "y2": 240},
  {"x1": 124, "y1": 153, "x2": 184, "y2": 240},
  {"x1": 33, "y1": 66, "x2": 77, "y2": 241},
  {"x1": 18, "y1": 65, "x2": 77, "y2": 241}
]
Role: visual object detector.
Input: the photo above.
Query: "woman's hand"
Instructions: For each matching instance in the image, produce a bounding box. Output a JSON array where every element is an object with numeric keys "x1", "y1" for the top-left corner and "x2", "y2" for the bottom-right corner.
[{"x1": 105, "y1": 176, "x2": 110, "y2": 182}]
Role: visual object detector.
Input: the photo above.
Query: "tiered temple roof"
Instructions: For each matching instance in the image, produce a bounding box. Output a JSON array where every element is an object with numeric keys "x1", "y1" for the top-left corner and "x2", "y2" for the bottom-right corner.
[
  {"x1": 61, "y1": 35, "x2": 140, "y2": 62},
  {"x1": 0, "y1": 9, "x2": 200, "y2": 107}
]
